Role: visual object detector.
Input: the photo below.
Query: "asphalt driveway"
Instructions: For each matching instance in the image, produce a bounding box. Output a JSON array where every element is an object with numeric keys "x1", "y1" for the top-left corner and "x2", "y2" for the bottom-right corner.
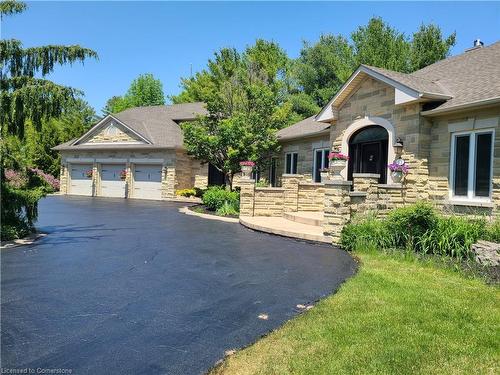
[{"x1": 1, "y1": 196, "x2": 356, "y2": 375}]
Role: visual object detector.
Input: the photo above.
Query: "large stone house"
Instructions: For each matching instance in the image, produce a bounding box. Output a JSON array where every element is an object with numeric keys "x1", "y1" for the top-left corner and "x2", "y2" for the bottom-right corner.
[
  {"x1": 262, "y1": 40, "x2": 499, "y2": 216},
  {"x1": 54, "y1": 102, "x2": 213, "y2": 200}
]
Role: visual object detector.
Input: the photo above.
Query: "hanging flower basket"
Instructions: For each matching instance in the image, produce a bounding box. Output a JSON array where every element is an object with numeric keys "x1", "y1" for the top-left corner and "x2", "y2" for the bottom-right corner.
[
  {"x1": 388, "y1": 162, "x2": 409, "y2": 183},
  {"x1": 120, "y1": 169, "x2": 127, "y2": 181},
  {"x1": 85, "y1": 169, "x2": 93, "y2": 179},
  {"x1": 239, "y1": 161, "x2": 255, "y2": 179}
]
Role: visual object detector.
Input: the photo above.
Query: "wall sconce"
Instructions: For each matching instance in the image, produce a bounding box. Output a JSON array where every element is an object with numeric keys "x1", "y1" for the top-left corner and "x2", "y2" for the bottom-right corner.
[{"x1": 393, "y1": 137, "x2": 404, "y2": 156}]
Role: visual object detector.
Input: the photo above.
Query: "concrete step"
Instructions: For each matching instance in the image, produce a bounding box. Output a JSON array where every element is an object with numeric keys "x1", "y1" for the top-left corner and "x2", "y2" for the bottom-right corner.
[
  {"x1": 283, "y1": 211, "x2": 324, "y2": 227},
  {"x1": 240, "y1": 216, "x2": 332, "y2": 244}
]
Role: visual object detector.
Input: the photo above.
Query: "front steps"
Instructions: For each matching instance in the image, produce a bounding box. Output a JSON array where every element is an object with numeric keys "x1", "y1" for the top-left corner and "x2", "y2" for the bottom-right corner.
[{"x1": 240, "y1": 211, "x2": 332, "y2": 244}]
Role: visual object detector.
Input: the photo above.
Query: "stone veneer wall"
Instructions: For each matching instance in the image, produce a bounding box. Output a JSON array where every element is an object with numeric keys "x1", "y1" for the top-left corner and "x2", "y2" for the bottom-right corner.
[
  {"x1": 297, "y1": 182, "x2": 324, "y2": 211},
  {"x1": 59, "y1": 149, "x2": 207, "y2": 199},
  {"x1": 275, "y1": 135, "x2": 330, "y2": 185},
  {"x1": 253, "y1": 187, "x2": 285, "y2": 217},
  {"x1": 427, "y1": 107, "x2": 500, "y2": 216},
  {"x1": 86, "y1": 123, "x2": 142, "y2": 143}
]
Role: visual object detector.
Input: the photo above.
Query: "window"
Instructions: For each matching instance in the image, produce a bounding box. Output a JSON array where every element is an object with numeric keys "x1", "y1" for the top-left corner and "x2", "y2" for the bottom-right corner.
[
  {"x1": 451, "y1": 130, "x2": 494, "y2": 200},
  {"x1": 313, "y1": 148, "x2": 330, "y2": 182},
  {"x1": 285, "y1": 152, "x2": 298, "y2": 174}
]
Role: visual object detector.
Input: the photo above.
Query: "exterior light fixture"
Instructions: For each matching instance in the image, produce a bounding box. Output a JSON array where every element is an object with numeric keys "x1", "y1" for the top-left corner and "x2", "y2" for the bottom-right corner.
[{"x1": 393, "y1": 137, "x2": 404, "y2": 156}]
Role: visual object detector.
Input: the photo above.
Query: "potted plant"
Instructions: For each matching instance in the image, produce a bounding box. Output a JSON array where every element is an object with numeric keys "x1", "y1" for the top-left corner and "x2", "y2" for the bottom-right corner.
[
  {"x1": 120, "y1": 169, "x2": 127, "y2": 181},
  {"x1": 85, "y1": 169, "x2": 93, "y2": 179},
  {"x1": 388, "y1": 161, "x2": 409, "y2": 183},
  {"x1": 239, "y1": 161, "x2": 255, "y2": 179},
  {"x1": 328, "y1": 152, "x2": 349, "y2": 180}
]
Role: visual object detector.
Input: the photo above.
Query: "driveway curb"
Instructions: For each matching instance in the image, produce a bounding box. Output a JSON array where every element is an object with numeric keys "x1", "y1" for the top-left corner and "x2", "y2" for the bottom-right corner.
[
  {"x1": 179, "y1": 206, "x2": 239, "y2": 223},
  {"x1": 1, "y1": 232, "x2": 47, "y2": 250}
]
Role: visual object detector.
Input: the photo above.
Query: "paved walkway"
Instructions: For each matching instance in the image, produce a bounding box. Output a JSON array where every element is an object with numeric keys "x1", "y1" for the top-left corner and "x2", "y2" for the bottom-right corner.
[{"x1": 240, "y1": 211, "x2": 332, "y2": 243}]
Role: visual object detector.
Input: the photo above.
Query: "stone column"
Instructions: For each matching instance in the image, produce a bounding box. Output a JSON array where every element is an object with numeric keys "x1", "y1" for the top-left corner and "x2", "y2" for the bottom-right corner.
[
  {"x1": 239, "y1": 179, "x2": 256, "y2": 217},
  {"x1": 282, "y1": 174, "x2": 302, "y2": 212},
  {"x1": 323, "y1": 180, "x2": 352, "y2": 244},
  {"x1": 59, "y1": 163, "x2": 68, "y2": 194},
  {"x1": 162, "y1": 165, "x2": 176, "y2": 199},
  {"x1": 352, "y1": 173, "x2": 380, "y2": 212}
]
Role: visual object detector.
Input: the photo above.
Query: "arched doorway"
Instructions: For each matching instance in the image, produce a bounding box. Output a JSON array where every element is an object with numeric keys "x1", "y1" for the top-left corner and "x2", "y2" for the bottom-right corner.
[{"x1": 347, "y1": 125, "x2": 388, "y2": 183}]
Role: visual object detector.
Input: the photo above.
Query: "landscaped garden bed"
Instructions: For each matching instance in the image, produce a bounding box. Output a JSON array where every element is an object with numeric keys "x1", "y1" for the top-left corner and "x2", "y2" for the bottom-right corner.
[{"x1": 183, "y1": 186, "x2": 240, "y2": 218}]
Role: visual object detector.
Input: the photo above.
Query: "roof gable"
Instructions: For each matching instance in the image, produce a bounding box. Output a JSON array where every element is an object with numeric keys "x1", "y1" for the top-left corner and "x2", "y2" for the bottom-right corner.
[{"x1": 73, "y1": 115, "x2": 152, "y2": 146}]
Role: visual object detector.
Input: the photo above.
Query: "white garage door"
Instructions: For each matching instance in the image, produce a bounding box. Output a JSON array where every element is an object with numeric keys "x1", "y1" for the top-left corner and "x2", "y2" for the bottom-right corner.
[
  {"x1": 70, "y1": 164, "x2": 93, "y2": 196},
  {"x1": 133, "y1": 164, "x2": 162, "y2": 200},
  {"x1": 100, "y1": 164, "x2": 126, "y2": 198}
]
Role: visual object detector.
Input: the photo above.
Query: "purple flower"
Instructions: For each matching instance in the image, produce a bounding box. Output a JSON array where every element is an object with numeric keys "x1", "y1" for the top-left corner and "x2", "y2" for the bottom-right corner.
[
  {"x1": 29, "y1": 168, "x2": 60, "y2": 191},
  {"x1": 388, "y1": 162, "x2": 409, "y2": 174},
  {"x1": 4, "y1": 169, "x2": 27, "y2": 188}
]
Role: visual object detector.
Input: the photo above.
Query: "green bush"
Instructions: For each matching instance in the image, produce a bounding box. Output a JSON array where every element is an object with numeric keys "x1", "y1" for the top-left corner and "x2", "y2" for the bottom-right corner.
[
  {"x1": 386, "y1": 202, "x2": 438, "y2": 250},
  {"x1": 176, "y1": 188, "x2": 196, "y2": 197},
  {"x1": 483, "y1": 218, "x2": 500, "y2": 243},
  {"x1": 194, "y1": 187, "x2": 206, "y2": 198},
  {"x1": 341, "y1": 202, "x2": 488, "y2": 260},
  {"x1": 340, "y1": 214, "x2": 394, "y2": 252},
  {"x1": 417, "y1": 216, "x2": 485, "y2": 258},
  {"x1": 202, "y1": 186, "x2": 240, "y2": 212},
  {"x1": 216, "y1": 201, "x2": 239, "y2": 216}
]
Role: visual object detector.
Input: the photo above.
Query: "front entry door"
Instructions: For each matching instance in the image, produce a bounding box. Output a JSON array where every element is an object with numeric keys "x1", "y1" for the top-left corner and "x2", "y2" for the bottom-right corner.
[{"x1": 348, "y1": 125, "x2": 388, "y2": 183}]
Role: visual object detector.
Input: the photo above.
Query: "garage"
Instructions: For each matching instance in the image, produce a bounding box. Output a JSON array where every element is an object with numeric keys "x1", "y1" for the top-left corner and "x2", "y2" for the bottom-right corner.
[
  {"x1": 69, "y1": 164, "x2": 93, "y2": 196},
  {"x1": 133, "y1": 164, "x2": 162, "y2": 200},
  {"x1": 100, "y1": 164, "x2": 126, "y2": 198}
]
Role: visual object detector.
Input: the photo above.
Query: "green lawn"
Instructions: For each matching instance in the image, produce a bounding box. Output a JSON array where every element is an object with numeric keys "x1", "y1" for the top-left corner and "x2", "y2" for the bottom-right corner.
[{"x1": 211, "y1": 250, "x2": 500, "y2": 375}]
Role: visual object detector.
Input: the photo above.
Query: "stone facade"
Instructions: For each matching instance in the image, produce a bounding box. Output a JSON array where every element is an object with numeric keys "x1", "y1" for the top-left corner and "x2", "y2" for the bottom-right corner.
[
  {"x1": 297, "y1": 183, "x2": 325, "y2": 211},
  {"x1": 85, "y1": 123, "x2": 143, "y2": 144},
  {"x1": 60, "y1": 148, "x2": 208, "y2": 200}
]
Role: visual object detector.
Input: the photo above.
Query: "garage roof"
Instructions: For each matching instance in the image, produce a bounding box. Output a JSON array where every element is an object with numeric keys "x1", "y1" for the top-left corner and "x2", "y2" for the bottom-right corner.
[{"x1": 54, "y1": 102, "x2": 207, "y2": 151}]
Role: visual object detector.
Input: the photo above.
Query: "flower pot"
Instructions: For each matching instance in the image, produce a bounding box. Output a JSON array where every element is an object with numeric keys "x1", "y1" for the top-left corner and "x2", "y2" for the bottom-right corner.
[
  {"x1": 241, "y1": 165, "x2": 253, "y2": 179},
  {"x1": 391, "y1": 171, "x2": 403, "y2": 183},
  {"x1": 329, "y1": 160, "x2": 347, "y2": 181}
]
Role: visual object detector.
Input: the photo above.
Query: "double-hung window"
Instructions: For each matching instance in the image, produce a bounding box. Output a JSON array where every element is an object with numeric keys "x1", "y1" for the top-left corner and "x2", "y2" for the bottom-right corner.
[
  {"x1": 285, "y1": 152, "x2": 298, "y2": 174},
  {"x1": 313, "y1": 148, "x2": 330, "y2": 182},
  {"x1": 450, "y1": 130, "x2": 494, "y2": 200}
]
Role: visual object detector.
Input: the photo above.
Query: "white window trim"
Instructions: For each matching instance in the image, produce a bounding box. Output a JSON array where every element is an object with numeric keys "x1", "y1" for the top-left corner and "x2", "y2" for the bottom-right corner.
[
  {"x1": 285, "y1": 152, "x2": 298, "y2": 174},
  {"x1": 313, "y1": 148, "x2": 330, "y2": 182},
  {"x1": 449, "y1": 128, "x2": 495, "y2": 202}
]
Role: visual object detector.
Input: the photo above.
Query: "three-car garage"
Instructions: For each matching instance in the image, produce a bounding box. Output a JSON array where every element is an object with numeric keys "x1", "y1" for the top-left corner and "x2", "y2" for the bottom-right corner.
[{"x1": 66, "y1": 159, "x2": 164, "y2": 200}]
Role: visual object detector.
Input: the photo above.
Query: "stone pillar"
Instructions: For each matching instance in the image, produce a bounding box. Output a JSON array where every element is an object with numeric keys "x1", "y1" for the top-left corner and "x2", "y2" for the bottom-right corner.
[
  {"x1": 92, "y1": 162, "x2": 99, "y2": 197},
  {"x1": 163, "y1": 165, "x2": 176, "y2": 199},
  {"x1": 59, "y1": 163, "x2": 68, "y2": 194},
  {"x1": 239, "y1": 179, "x2": 256, "y2": 217},
  {"x1": 282, "y1": 174, "x2": 302, "y2": 212},
  {"x1": 125, "y1": 162, "x2": 132, "y2": 198},
  {"x1": 323, "y1": 180, "x2": 352, "y2": 244},
  {"x1": 353, "y1": 173, "x2": 380, "y2": 212}
]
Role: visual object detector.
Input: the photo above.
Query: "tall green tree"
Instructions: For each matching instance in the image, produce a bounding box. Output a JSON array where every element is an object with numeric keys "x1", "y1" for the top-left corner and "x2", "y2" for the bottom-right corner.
[
  {"x1": 0, "y1": 0, "x2": 97, "y2": 240},
  {"x1": 0, "y1": 1, "x2": 98, "y2": 138},
  {"x1": 102, "y1": 73, "x2": 165, "y2": 114},
  {"x1": 179, "y1": 40, "x2": 296, "y2": 188},
  {"x1": 410, "y1": 24, "x2": 456, "y2": 70}
]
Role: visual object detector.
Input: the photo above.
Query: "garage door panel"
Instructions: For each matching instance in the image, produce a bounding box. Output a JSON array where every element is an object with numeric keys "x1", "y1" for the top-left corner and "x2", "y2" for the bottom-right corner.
[
  {"x1": 133, "y1": 164, "x2": 162, "y2": 200},
  {"x1": 101, "y1": 164, "x2": 126, "y2": 198},
  {"x1": 70, "y1": 164, "x2": 93, "y2": 196}
]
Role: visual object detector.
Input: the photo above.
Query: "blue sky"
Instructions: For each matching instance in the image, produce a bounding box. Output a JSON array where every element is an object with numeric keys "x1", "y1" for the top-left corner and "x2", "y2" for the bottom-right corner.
[{"x1": 4, "y1": 1, "x2": 499, "y2": 113}]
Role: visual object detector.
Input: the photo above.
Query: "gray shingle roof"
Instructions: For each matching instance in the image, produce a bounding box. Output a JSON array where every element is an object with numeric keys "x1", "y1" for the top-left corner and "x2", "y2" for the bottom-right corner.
[
  {"x1": 365, "y1": 42, "x2": 500, "y2": 112},
  {"x1": 411, "y1": 41, "x2": 500, "y2": 111},
  {"x1": 54, "y1": 102, "x2": 207, "y2": 150},
  {"x1": 277, "y1": 116, "x2": 330, "y2": 140}
]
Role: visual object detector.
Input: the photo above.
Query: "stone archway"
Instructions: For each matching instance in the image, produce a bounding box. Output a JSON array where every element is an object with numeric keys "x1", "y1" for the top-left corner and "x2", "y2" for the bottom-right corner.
[{"x1": 340, "y1": 116, "x2": 397, "y2": 183}]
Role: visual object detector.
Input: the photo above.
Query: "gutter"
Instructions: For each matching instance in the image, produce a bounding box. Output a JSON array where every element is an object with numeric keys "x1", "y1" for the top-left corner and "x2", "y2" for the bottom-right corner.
[{"x1": 421, "y1": 97, "x2": 500, "y2": 116}]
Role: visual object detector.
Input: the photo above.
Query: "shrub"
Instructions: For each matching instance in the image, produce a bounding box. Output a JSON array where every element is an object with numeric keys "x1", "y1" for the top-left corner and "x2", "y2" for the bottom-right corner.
[
  {"x1": 194, "y1": 187, "x2": 206, "y2": 198},
  {"x1": 386, "y1": 202, "x2": 438, "y2": 250},
  {"x1": 176, "y1": 188, "x2": 196, "y2": 197},
  {"x1": 483, "y1": 218, "x2": 500, "y2": 243},
  {"x1": 29, "y1": 168, "x2": 59, "y2": 192},
  {"x1": 340, "y1": 214, "x2": 394, "y2": 252},
  {"x1": 202, "y1": 186, "x2": 239, "y2": 211},
  {"x1": 417, "y1": 216, "x2": 485, "y2": 259},
  {"x1": 255, "y1": 179, "x2": 269, "y2": 188},
  {"x1": 216, "y1": 201, "x2": 239, "y2": 216}
]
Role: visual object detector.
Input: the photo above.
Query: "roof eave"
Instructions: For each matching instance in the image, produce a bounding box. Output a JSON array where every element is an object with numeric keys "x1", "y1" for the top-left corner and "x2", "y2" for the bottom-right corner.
[
  {"x1": 421, "y1": 97, "x2": 500, "y2": 117},
  {"x1": 277, "y1": 129, "x2": 330, "y2": 142}
]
